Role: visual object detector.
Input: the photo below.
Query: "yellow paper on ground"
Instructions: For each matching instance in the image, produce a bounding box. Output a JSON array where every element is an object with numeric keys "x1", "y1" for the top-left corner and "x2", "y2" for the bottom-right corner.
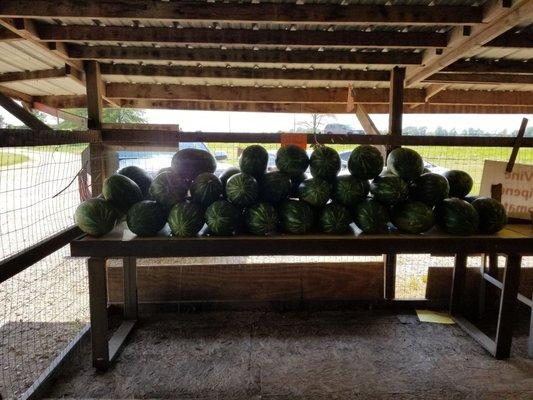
[{"x1": 416, "y1": 309, "x2": 455, "y2": 324}]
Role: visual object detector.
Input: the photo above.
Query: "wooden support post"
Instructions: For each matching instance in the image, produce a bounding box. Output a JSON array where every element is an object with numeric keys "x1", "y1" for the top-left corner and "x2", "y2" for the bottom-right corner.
[
  {"x1": 384, "y1": 253, "x2": 397, "y2": 300},
  {"x1": 388, "y1": 66, "x2": 405, "y2": 149},
  {"x1": 85, "y1": 61, "x2": 105, "y2": 196},
  {"x1": 123, "y1": 257, "x2": 138, "y2": 321},
  {"x1": 450, "y1": 253, "x2": 468, "y2": 315},
  {"x1": 0, "y1": 91, "x2": 50, "y2": 131},
  {"x1": 494, "y1": 254, "x2": 521, "y2": 359},
  {"x1": 506, "y1": 117, "x2": 528, "y2": 173},
  {"x1": 529, "y1": 292, "x2": 533, "y2": 358},
  {"x1": 87, "y1": 257, "x2": 109, "y2": 371}
]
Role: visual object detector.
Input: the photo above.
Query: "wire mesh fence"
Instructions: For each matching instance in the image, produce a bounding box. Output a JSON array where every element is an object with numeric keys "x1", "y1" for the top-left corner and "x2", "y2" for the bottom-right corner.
[{"x1": 0, "y1": 138, "x2": 532, "y2": 397}]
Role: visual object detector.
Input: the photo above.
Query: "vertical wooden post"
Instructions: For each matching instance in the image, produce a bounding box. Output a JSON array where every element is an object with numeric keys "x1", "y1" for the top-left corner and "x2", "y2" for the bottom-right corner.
[
  {"x1": 388, "y1": 66, "x2": 405, "y2": 150},
  {"x1": 450, "y1": 253, "x2": 467, "y2": 315},
  {"x1": 384, "y1": 253, "x2": 397, "y2": 300},
  {"x1": 87, "y1": 257, "x2": 109, "y2": 370},
  {"x1": 123, "y1": 257, "x2": 138, "y2": 321},
  {"x1": 85, "y1": 61, "x2": 105, "y2": 196},
  {"x1": 494, "y1": 254, "x2": 521, "y2": 359}
]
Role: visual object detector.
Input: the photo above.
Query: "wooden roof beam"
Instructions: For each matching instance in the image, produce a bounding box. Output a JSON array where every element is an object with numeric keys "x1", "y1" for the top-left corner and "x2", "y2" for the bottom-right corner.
[
  {"x1": 0, "y1": 91, "x2": 51, "y2": 130},
  {"x1": 69, "y1": 45, "x2": 423, "y2": 66},
  {"x1": 0, "y1": 64, "x2": 84, "y2": 84},
  {"x1": 0, "y1": 1, "x2": 484, "y2": 26},
  {"x1": 38, "y1": 25, "x2": 447, "y2": 49},
  {"x1": 486, "y1": 28, "x2": 533, "y2": 48},
  {"x1": 443, "y1": 59, "x2": 533, "y2": 75},
  {"x1": 32, "y1": 101, "x2": 87, "y2": 126},
  {"x1": 405, "y1": 0, "x2": 533, "y2": 86}
]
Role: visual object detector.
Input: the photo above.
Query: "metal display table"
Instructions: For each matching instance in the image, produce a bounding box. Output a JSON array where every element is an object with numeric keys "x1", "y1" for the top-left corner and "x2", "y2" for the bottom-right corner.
[{"x1": 70, "y1": 224, "x2": 533, "y2": 370}]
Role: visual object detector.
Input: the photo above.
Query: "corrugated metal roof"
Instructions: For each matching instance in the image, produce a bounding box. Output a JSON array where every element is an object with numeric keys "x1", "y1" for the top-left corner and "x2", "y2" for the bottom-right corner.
[{"x1": 0, "y1": 41, "x2": 65, "y2": 73}]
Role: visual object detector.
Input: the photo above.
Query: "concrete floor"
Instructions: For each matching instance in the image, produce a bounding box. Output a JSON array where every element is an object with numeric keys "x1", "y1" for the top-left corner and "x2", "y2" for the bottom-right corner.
[{"x1": 46, "y1": 310, "x2": 533, "y2": 399}]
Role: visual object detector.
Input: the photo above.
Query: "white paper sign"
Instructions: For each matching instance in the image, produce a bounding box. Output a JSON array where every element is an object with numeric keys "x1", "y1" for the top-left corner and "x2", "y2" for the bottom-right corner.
[{"x1": 479, "y1": 160, "x2": 533, "y2": 219}]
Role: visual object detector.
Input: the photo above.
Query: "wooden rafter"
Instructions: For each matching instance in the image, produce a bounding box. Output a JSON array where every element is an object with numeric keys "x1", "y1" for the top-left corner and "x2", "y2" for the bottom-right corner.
[
  {"x1": 426, "y1": 73, "x2": 533, "y2": 85},
  {"x1": 0, "y1": 65, "x2": 84, "y2": 84},
  {"x1": 0, "y1": 0, "x2": 484, "y2": 26},
  {"x1": 405, "y1": 0, "x2": 533, "y2": 86},
  {"x1": 443, "y1": 59, "x2": 533, "y2": 75},
  {"x1": 38, "y1": 25, "x2": 448, "y2": 49},
  {"x1": 485, "y1": 28, "x2": 533, "y2": 48},
  {"x1": 0, "y1": 91, "x2": 50, "y2": 130},
  {"x1": 69, "y1": 45, "x2": 423, "y2": 66},
  {"x1": 33, "y1": 101, "x2": 87, "y2": 126}
]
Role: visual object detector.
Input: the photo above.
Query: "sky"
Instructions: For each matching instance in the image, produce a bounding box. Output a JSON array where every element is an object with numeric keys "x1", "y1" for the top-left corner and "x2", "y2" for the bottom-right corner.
[{"x1": 1, "y1": 107, "x2": 531, "y2": 134}]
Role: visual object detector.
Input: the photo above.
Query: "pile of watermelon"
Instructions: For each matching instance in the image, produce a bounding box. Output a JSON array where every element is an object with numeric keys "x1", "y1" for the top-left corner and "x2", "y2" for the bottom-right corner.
[{"x1": 75, "y1": 144, "x2": 507, "y2": 238}]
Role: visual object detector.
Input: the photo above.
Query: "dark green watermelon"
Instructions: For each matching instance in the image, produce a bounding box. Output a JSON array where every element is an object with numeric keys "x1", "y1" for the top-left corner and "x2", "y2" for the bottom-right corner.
[
  {"x1": 156, "y1": 167, "x2": 173, "y2": 177},
  {"x1": 171, "y1": 148, "x2": 216, "y2": 180},
  {"x1": 435, "y1": 197, "x2": 479, "y2": 235},
  {"x1": 103, "y1": 174, "x2": 143, "y2": 213},
  {"x1": 471, "y1": 197, "x2": 507, "y2": 234},
  {"x1": 205, "y1": 199, "x2": 241, "y2": 236},
  {"x1": 126, "y1": 200, "x2": 167, "y2": 236},
  {"x1": 409, "y1": 172, "x2": 450, "y2": 206},
  {"x1": 118, "y1": 165, "x2": 153, "y2": 197},
  {"x1": 148, "y1": 171, "x2": 189, "y2": 209},
  {"x1": 370, "y1": 175, "x2": 409, "y2": 205},
  {"x1": 260, "y1": 171, "x2": 291, "y2": 203},
  {"x1": 244, "y1": 202, "x2": 278, "y2": 235},
  {"x1": 442, "y1": 170, "x2": 473, "y2": 198},
  {"x1": 464, "y1": 195, "x2": 480, "y2": 203},
  {"x1": 239, "y1": 145, "x2": 268, "y2": 178},
  {"x1": 310, "y1": 146, "x2": 340, "y2": 180},
  {"x1": 319, "y1": 203, "x2": 352, "y2": 234},
  {"x1": 190, "y1": 172, "x2": 223, "y2": 207},
  {"x1": 333, "y1": 175, "x2": 369, "y2": 207},
  {"x1": 386, "y1": 147, "x2": 424, "y2": 181},
  {"x1": 168, "y1": 202, "x2": 205, "y2": 237},
  {"x1": 75, "y1": 198, "x2": 118, "y2": 237},
  {"x1": 348, "y1": 145, "x2": 384, "y2": 180},
  {"x1": 298, "y1": 178, "x2": 331, "y2": 208},
  {"x1": 289, "y1": 173, "x2": 307, "y2": 198},
  {"x1": 225, "y1": 173, "x2": 259, "y2": 206},
  {"x1": 275, "y1": 145, "x2": 310, "y2": 178},
  {"x1": 354, "y1": 199, "x2": 390, "y2": 234},
  {"x1": 391, "y1": 201, "x2": 434, "y2": 234},
  {"x1": 219, "y1": 167, "x2": 241, "y2": 189},
  {"x1": 279, "y1": 200, "x2": 315, "y2": 234}
]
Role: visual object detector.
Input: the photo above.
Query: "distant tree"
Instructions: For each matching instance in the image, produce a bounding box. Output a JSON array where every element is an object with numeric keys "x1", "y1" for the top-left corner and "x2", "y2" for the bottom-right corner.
[
  {"x1": 296, "y1": 113, "x2": 334, "y2": 134},
  {"x1": 56, "y1": 108, "x2": 147, "y2": 130}
]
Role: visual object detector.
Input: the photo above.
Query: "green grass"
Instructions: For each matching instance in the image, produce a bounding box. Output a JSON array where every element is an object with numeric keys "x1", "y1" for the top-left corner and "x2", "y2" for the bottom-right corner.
[
  {"x1": 0, "y1": 151, "x2": 30, "y2": 167},
  {"x1": 34, "y1": 144, "x2": 88, "y2": 154}
]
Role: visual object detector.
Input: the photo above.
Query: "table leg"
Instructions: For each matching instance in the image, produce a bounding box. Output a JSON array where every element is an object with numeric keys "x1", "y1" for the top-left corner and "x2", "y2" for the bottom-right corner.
[
  {"x1": 87, "y1": 257, "x2": 109, "y2": 370},
  {"x1": 384, "y1": 253, "x2": 396, "y2": 300},
  {"x1": 478, "y1": 254, "x2": 488, "y2": 317},
  {"x1": 529, "y1": 292, "x2": 533, "y2": 358},
  {"x1": 494, "y1": 254, "x2": 521, "y2": 359},
  {"x1": 123, "y1": 257, "x2": 138, "y2": 320},
  {"x1": 450, "y1": 253, "x2": 467, "y2": 315}
]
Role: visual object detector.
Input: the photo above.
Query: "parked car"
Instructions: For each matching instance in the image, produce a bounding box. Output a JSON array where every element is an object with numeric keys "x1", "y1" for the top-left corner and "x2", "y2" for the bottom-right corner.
[
  {"x1": 116, "y1": 142, "x2": 232, "y2": 177},
  {"x1": 324, "y1": 124, "x2": 363, "y2": 135}
]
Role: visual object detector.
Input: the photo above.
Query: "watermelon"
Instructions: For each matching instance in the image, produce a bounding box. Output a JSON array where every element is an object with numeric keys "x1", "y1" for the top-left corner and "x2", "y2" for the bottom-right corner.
[
  {"x1": 171, "y1": 148, "x2": 216, "y2": 180},
  {"x1": 156, "y1": 167, "x2": 173, "y2": 177},
  {"x1": 239, "y1": 145, "x2": 268, "y2": 178},
  {"x1": 370, "y1": 175, "x2": 409, "y2": 205},
  {"x1": 168, "y1": 202, "x2": 205, "y2": 237},
  {"x1": 354, "y1": 199, "x2": 390, "y2": 234},
  {"x1": 219, "y1": 167, "x2": 241, "y2": 189},
  {"x1": 260, "y1": 171, "x2": 291, "y2": 203},
  {"x1": 279, "y1": 200, "x2": 315, "y2": 234},
  {"x1": 409, "y1": 172, "x2": 450, "y2": 206},
  {"x1": 205, "y1": 199, "x2": 241, "y2": 236},
  {"x1": 190, "y1": 172, "x2": 223, "y2": 207},
  {"x1": 386, "y1": 147, "x2": 424, "y2": 181},
  {"x1": 471, "y1": 197, "x2": 507, "y2": 234},
  {"x1": 391, "y1": 201, "x2": 435, "y2": 234},
  {"x1": 118, "y1": 165, "x2": 153, "y2": 197},
  {"x1": 319, "y1": 203, "x2": 352, "y2": 234},
  {"x1": 442, "y1": 170, "x2": 473, "y2": 198},
  {"x1": 102, "y1": 174, "x2": 143, "y2": 213},
  {"x1": 435, "y1": 197, "x2": 479, "y2": 235},
  {"x1": 244, "y1": 202, "x2": 278, "y2": 235},
  {"x1": 310, "y1": 146, "x2": 341, "y2": 180},
  {"x1": 333, "y1": 175, "x2": 369, "y2": 207},
  {"x1": 225, "y1": 173, "x2": 259, "y2": 206},
  {"x1": 298, "y1": 178, "x2": 331, "y2": 208},
  {"x1": 464, "y1": 195, "x2": 480, "y2": 203},
  {"x1": 75, "y1": 198, "x2": 118, "y2": 237},
  {"x1": 149, "y1": 171, "x2": 189, "y2": 209},
  {"x1": 348, "y1": 145, "x2": 384, "y2": 180},
  {"x1": 275, "y1": 145, "x2": 310, "y2": 178},
  {"x1": 289, "y1": 173, "x2": 307, "y2": 197},
  {"x1": 126, "y1": 200, "x2": 167, "y2": 237}
]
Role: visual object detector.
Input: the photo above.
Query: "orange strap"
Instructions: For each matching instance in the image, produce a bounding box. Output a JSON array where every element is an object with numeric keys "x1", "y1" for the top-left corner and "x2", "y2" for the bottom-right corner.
[{"x1": 280, "y1": 133, "x2": 307, "y2": 150}]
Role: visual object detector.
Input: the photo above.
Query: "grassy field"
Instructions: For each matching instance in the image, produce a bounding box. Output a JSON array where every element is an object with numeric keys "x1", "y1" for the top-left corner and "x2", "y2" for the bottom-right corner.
[
  {"x1": 0, "y1": 151, "x2": 30, "y2": 167},
  {"x1": 34, "y1": 144, "x2": 88, "y2": 154}
]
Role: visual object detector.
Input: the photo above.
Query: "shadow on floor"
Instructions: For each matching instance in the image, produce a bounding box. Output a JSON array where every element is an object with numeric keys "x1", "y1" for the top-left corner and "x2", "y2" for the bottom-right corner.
[{"x1": 45, "y1": 310, "x2": 533, "y2": 399}]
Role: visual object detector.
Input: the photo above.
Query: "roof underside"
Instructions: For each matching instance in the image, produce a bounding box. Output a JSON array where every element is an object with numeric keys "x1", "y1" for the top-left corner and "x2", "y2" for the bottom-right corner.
[{"x1": 0, "y1": 0, "x2": 532, "y2": 113}]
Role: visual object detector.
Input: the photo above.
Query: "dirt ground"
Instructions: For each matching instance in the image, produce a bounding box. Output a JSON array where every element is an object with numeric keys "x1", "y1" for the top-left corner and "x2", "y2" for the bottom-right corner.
[{"x1": 46, "y1": 309, "x2": 533, "y2": 399}]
